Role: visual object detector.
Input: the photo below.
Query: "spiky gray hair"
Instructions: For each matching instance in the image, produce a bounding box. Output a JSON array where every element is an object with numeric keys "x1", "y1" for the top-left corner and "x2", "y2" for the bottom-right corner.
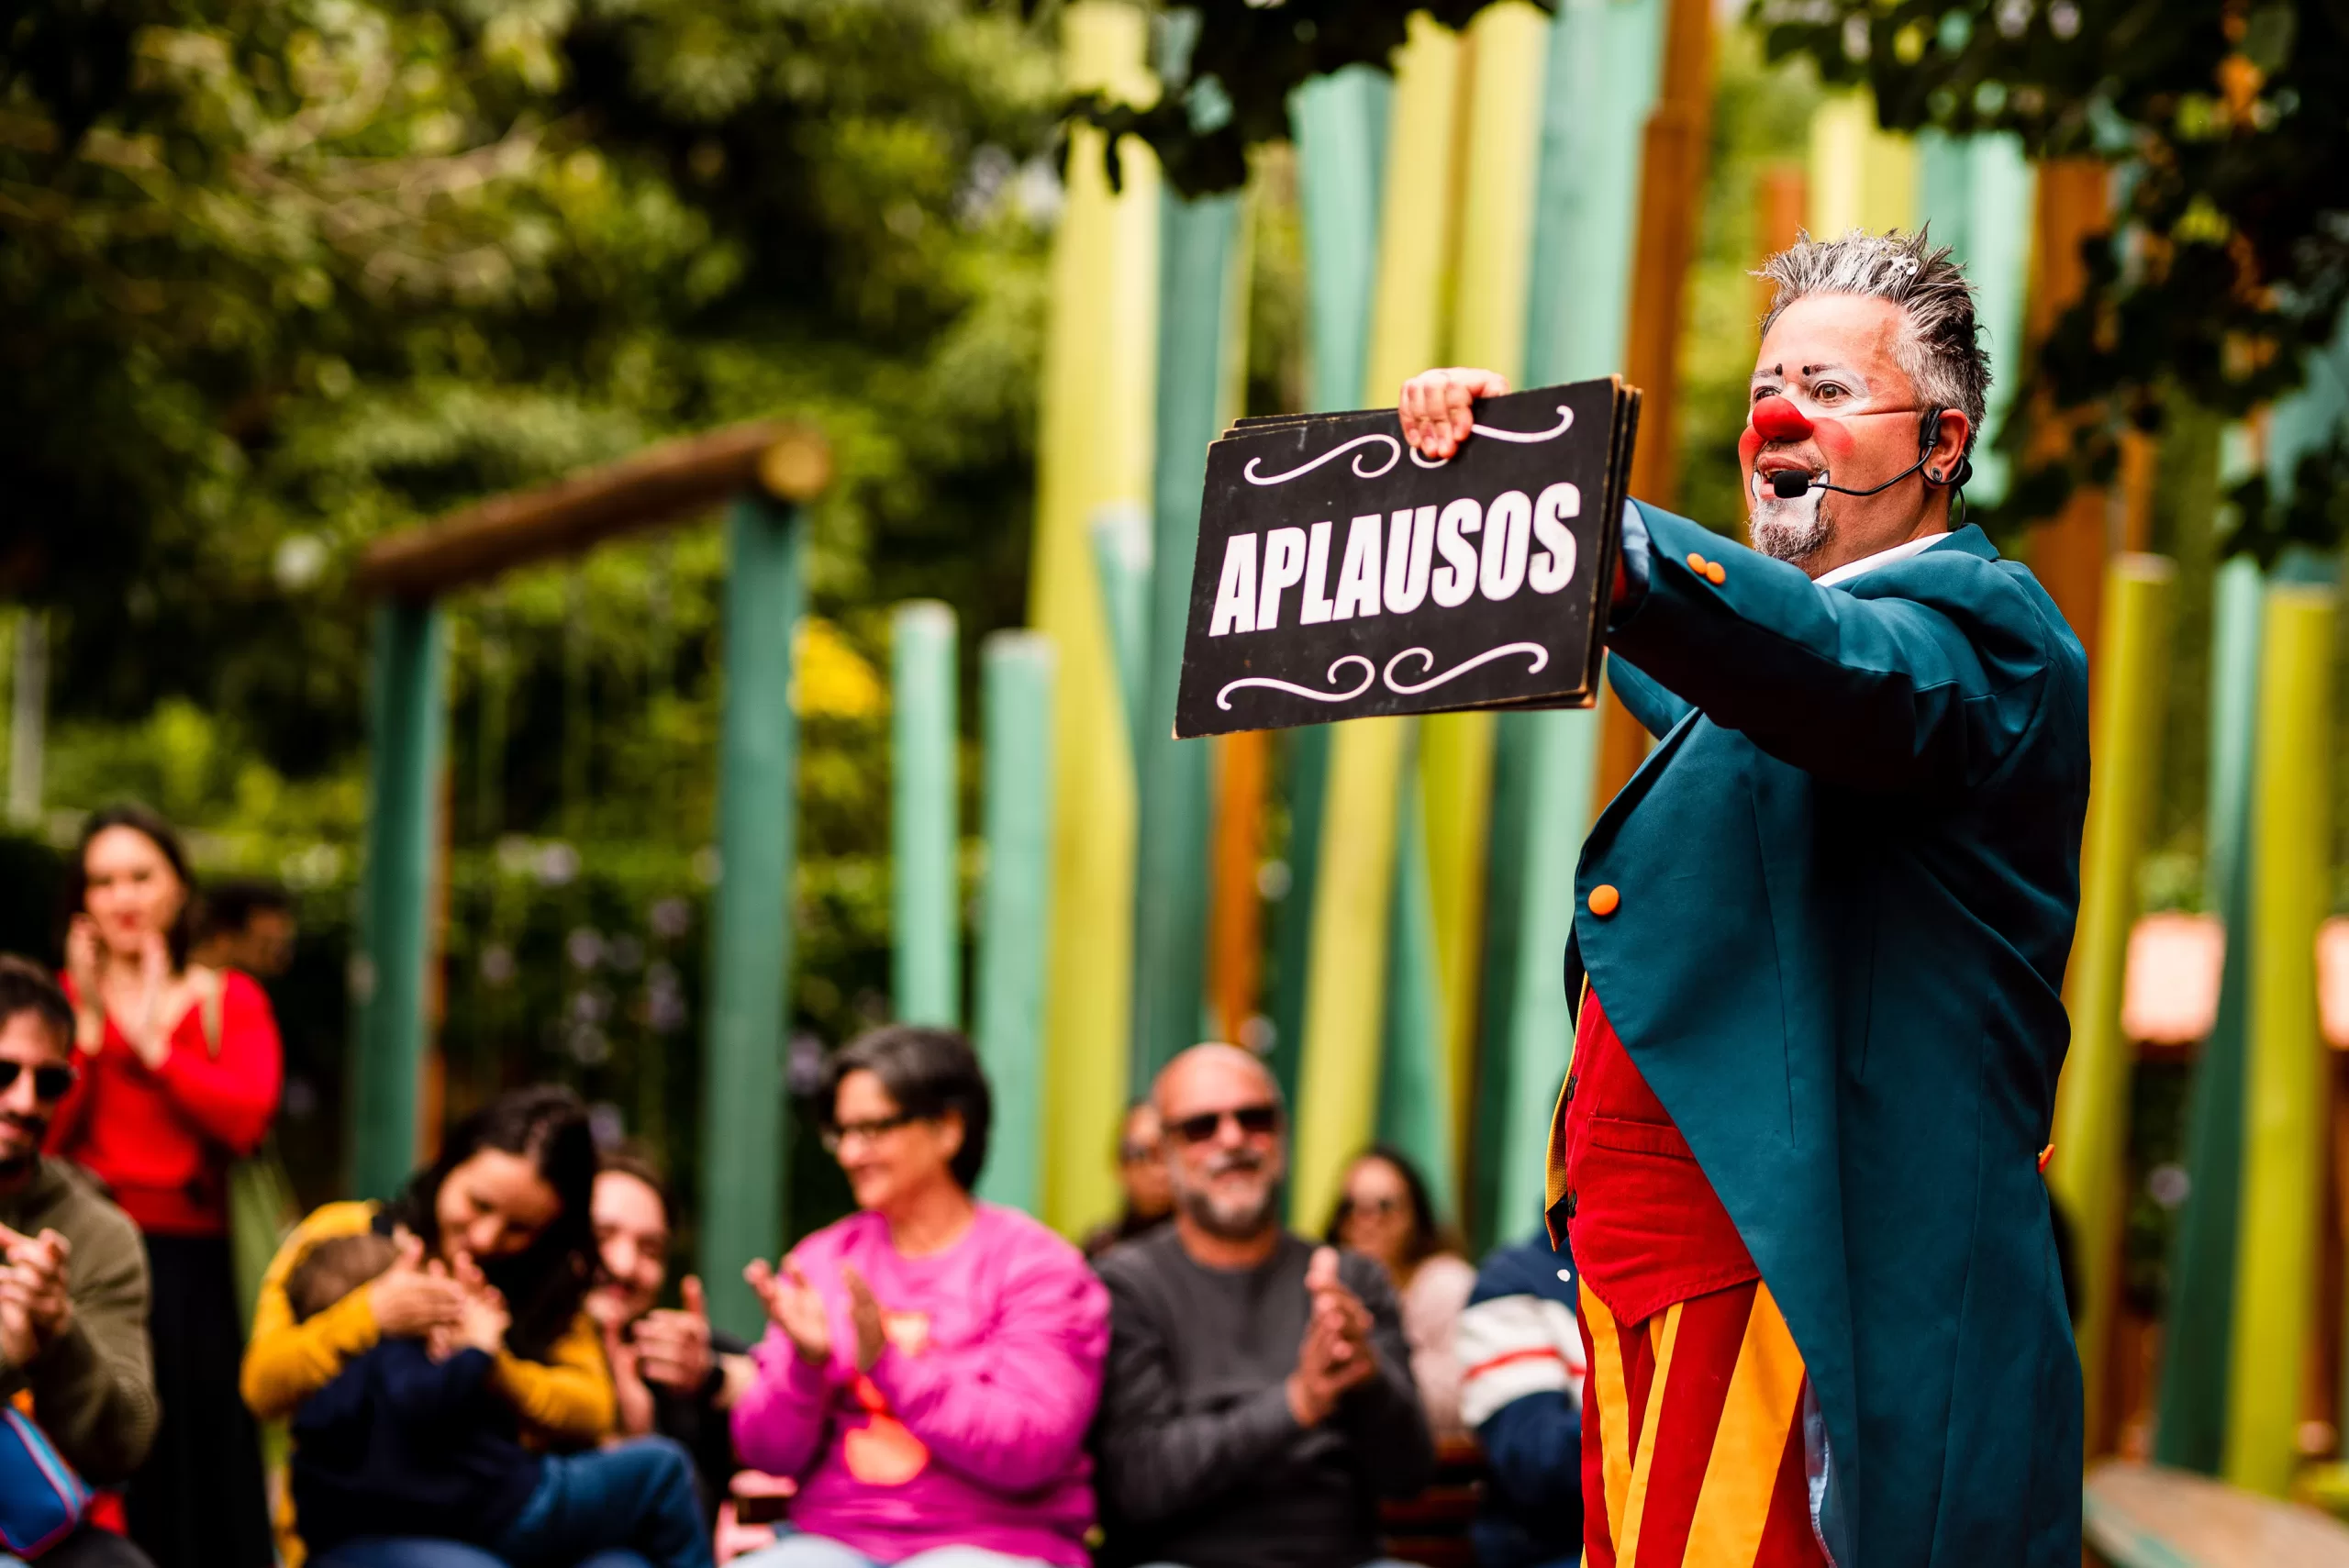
[{"x1": 1756, "y1": 228, "x2": 1989, "y2": 462}]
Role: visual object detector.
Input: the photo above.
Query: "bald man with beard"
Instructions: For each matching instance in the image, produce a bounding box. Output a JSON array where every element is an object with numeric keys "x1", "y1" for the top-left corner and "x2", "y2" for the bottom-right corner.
[{"x1": 1089, "y1": 1045, "x2": 1434, "y2": 1568}]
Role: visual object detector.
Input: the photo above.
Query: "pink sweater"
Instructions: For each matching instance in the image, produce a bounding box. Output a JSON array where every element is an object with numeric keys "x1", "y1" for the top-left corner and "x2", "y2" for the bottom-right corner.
[{"x1": 731, "y1": 1204, "x2": 1109, "y2": 1567}]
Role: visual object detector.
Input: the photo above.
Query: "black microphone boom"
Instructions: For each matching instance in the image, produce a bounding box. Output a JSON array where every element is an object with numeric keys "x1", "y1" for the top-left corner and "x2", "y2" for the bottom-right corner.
[{"x1": 1767, "y1": 450, "x2": 1935, "y2": 501}]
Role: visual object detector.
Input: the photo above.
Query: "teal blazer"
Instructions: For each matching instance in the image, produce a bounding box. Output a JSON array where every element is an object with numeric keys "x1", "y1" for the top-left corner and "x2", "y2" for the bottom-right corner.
[{"x1": 1563, "y1": 504, "x2": 2089, "y2": 1566}]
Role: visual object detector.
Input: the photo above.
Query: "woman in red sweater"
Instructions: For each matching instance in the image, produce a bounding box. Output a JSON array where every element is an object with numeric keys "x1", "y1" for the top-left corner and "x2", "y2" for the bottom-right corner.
[{"x1": 53, "y1": 803, "x2": 280, "y2": 1568}]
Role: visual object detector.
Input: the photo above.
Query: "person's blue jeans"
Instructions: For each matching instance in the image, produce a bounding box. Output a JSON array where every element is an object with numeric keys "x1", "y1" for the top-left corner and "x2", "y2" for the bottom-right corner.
[
  {"x1": 729, "y1": 1535, "x2": 1054, "y2": 1568},
  {"x1": 313, "y1": 1542, "x2": 650, "y2": 1568},
  {"x1": 492, "y1": 1437, "x2": 711, "y2": 1568}
]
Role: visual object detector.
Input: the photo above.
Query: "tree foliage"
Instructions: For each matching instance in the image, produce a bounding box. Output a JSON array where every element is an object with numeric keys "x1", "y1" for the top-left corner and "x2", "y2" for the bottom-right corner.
[
  {"x1": 1754, "y1": 0, "x2": 2349, "y2": 537},
  {"x1": 1033, "y1": 0, "x2": 1551, "y2": 197},
  {"x1": 2, "y1": 0, "x2": 1063, "y2": 1144},
  {"x1": 5, "y1": 0, "x2": 1058, "y2": 752},
  {"x1": 1064, "y1": 0, "x2": 2348, "y2": 532}
]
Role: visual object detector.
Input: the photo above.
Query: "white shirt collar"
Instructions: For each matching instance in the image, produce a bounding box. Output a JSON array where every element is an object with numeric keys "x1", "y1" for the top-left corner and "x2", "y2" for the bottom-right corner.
[{"x1": 1811, "y1": 532, "x2": 1950, "y2": 588}]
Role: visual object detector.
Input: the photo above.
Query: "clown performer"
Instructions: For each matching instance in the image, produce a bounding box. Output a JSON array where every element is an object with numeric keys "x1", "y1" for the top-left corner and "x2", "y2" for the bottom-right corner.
[{"x1": 1399, "y1": 229, "x2": 2088, "y2": 1567}]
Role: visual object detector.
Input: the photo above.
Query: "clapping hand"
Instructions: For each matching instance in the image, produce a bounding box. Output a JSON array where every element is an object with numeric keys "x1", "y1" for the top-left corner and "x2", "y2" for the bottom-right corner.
[
  {"x1": 746, "y1": 1257, "x2": 831, "y2": 1368},
  {"x1": 841, "y1": 1266, "x2": 886, "y2": 1373},
  {"x1": 634, "y1": 1275, "x2": 718, "y2": 1394},
  {"x1": 0, "y1": 1226, "x2": 72, "y2": 1368},
  {"x1": 63, "y1": 919, "x2": 104, "y2": 1051},
  {"x1": 1286, "y1": 1246, "x2": 1377, "y2": 1429}
]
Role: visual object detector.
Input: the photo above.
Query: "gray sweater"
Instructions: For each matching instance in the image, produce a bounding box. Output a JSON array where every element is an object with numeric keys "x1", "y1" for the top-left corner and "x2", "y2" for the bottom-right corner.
[
  {"x1": 1092, "y1": 1228, "x2": 1435, "y2": 1568},
  {"x1": 0, "y1": 1158, "x2": 157, "y2": 1484}
]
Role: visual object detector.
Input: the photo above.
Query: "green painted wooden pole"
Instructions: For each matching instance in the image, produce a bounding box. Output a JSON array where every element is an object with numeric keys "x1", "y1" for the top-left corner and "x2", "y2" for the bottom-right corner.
[
  {"x1": 2221, "y1": 575, "x2": 2336, "y2": 1497},
  {"x1": 1486, "y1": 709, "x2": 1603, "y2": 1240},
  {"x1": 2154, "y1": 551, "x2": 2266, "y2": 1473},
  {"x1": 1270, "y1": 65, "x2": 1389, "y2": 1106},
  {"x1": 892, "y1": 601, "x2": 961, "y2": 1028},
  {"x1": 1377, "y1": 745, "x2": 1458, "y2": 1221},
  {"x1": 1132, "y1": 183, "x2": 1242, "y2": 1084},
  {"x1": 1090, "y1": 505, "x2": 1152, "y2": 775},
  {"x1": 1473, "y1": 0, "x2": 1657, "y2": 1249},
  {"x1": 974, "y1": 632, "x2": 1057, "y2": 1214},
  {"x1": 2046, "y1": 554, "x2": 2176, "y2": 1442},
  {"x1": 1914, "y1": 132, "x2": 2032, "y2": 506},
  {"x1": 698, "y1": 491, "x2": 807, "y2": 1342},
  {"x1": 352, "y1": 598, "x2": 446, "y2": 1201}
]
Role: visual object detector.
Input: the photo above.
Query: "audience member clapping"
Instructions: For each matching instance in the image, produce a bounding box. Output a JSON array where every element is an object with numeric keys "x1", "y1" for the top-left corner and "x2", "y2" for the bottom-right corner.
[
  {"x1": 0, "y1": 956, "x2": 161, "y2": 1568},
  {"x1": 1091, "y1": 1044, "x2": 1434, "y2": 1568},
  {"x1": 284, "y1": 1231, "x2": 708, "y2": 1568},
  {"x1": 242, "y1": 1086, "x2": 618, "y2": 1565},
  {"x1": 729, "y1": 1026, "x2": 1109, "y2": 1568},
  {"x1": 1325, "y1": 1148, "x2": 1476, "y2": 1438},
  {"x1": 1453, "y1": 1234, "x2": 1585, "y2": 1568},
  {"x1": 53, "y1": 805, "x2": 282, "y2": 1568},
  {"x1": 591, "y1": 1147, "x2": 752, "y2": 1518}
]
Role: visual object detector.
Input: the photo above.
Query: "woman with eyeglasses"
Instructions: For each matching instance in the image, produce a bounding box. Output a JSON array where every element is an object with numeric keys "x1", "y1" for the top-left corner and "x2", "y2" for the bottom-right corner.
[
  {"x1": 51, "y1": 804, "x2": 282, "y2": 1568},
  {"x1": 730, "y1": 1025, "x2": 1109, "y2": 1568},
  {"x1": 1325, "y1": 1147, "x2": 1475, "y2": 1438}
]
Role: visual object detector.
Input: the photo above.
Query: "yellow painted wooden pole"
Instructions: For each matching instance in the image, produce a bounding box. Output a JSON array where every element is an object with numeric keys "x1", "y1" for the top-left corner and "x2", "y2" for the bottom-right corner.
[
  {"x1": 2221, "y1": 580, "x2": 2337, "y2": 1497},
  {"x1": 1807, "y1": 91, "x2": 1915, "y2": 236},
  {"x1": 2045, "y1": 554, "x2": 2176, "y2": 1452},
  {"x1": 1416, "y1": 0, "x2": 1550, "y2": 1183},
  {"x1": 1292, "y1": 13, "x2": 1463, "y2": 1232},
  {"x1": 1030, "y1": 0, "x2": 1158, "y2": 1236}
]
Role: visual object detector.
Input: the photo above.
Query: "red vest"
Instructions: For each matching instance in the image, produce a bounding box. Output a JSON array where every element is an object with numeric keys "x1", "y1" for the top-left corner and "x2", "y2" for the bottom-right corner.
[{"x1": 1559, "y1": 988, "x2": 1760, "y2": 1327}]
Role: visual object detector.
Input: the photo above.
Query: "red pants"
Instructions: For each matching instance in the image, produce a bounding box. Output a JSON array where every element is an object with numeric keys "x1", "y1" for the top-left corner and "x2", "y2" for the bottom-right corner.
[{"x1": 1577, "y1": 1276, "x2": 1827, "y2": 1568}]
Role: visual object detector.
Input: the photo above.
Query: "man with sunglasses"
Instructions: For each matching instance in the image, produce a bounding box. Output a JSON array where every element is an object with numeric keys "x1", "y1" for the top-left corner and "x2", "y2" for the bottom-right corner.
[
  {"x1": 1399, "y1": 230, "x2": 2087, "y2": 1568},
  {"x1": 0, "y1": 955, "x2": 161, "y2": 1561},
  {"x1": 1091, "y1": 1043, "x2": 1433, "y2": 1568}
]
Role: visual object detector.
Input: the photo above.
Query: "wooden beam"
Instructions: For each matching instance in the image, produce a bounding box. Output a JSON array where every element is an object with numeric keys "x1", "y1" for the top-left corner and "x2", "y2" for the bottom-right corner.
[{"x1": 357, "y1": 421, "x2": 830, "y2": 599}]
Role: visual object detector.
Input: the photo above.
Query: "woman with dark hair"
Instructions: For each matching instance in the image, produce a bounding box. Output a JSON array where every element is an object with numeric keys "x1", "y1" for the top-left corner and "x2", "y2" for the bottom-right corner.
[
  {"x1": 51, "y1": 803, "x2": 282, "y2": 1568},
  {"x1": 1326, "y1": 1146, "x2": 1476, "y2": 1438},
  {"x1": 241, "y1": 1086, "x2": 624, "y2": 1564},
  {"x1": 729, "y1": 1025, "x2": 1109, "y2": 1568}
]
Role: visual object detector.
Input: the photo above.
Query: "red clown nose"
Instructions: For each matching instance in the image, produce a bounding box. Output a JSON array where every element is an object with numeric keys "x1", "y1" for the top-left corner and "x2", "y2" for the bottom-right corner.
[{"x1": 1751, "y1": 395, "x2": 1813, "y2": 442}]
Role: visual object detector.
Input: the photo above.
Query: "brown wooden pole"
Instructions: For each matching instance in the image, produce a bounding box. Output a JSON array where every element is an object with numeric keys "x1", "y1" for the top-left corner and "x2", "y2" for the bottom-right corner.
[
  {"x1": 1753, "y1": 165, "x2": 1809, "y2": 328},
  {"x1": 2022, "y1": 161, "x2": 2114, "y2": 658},
  {"x1": 359, "y1": 422, "x2": 830, "y2": 599},
  {"x1": 1208, "y1": 730, "x2": 1268, "y2": 1046},
  {"x1": 1598, "y1": 0, "x2": 1715, "y2": 807}
]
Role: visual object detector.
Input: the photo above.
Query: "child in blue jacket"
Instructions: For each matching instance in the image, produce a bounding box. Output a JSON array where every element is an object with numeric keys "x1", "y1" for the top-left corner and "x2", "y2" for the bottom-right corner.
[{"x1": 284, "y1": 1232, "x2": 710, "y2": 1568}]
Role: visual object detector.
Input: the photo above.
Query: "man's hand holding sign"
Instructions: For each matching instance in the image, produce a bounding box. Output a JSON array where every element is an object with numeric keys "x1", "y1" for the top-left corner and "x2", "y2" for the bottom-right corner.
[{"x1": 1174, "y1": 233, "x2": 2091, "y2": 1568}]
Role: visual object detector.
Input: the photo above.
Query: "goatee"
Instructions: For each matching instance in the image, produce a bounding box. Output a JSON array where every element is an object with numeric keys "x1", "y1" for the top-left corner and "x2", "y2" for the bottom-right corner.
[{"x1": 1750, "y1": 490, "x2": 1831, "y2": 563}]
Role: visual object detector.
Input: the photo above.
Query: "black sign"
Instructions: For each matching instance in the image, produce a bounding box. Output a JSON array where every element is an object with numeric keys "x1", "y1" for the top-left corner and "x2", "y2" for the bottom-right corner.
[{"x1": 1174, "y1": 379, "x2": 1639, "y2": 739}]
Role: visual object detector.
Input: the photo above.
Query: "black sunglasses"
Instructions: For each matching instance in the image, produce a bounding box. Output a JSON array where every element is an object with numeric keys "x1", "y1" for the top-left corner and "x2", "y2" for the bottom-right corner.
[
  {"x1": 0, "y1": 1062, "x2": 77, "y2": 1102},
  {"x1": 1168, "y1": 1103, "x2": 1281, "y2": 1146}
]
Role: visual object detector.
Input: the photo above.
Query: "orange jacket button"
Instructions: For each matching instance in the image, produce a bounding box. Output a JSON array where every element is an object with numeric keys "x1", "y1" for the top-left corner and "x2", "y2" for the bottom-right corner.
[
  {"x1": 1685, "y1": 551, "x2": 1709, "y2": 573},
  {"x1": 1588, "y1": 884, "x2": 1620, "y2": 917},
  {"x1": 1706, "y1": 562, "x2": 1727, "y2": 585}
]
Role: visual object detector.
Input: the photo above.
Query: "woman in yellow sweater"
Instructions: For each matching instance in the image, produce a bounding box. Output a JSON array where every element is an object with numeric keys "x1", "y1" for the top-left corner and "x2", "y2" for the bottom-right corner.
[{"x1": 243, "y1": 1086, "x2": 618, "y2": 1564}]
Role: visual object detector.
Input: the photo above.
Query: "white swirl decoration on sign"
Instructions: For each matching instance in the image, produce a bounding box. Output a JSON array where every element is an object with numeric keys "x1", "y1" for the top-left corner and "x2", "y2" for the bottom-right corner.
[
  {"x1": 1382, "y1": 643, "x2": 1548, "y2": 695},
  {"x1": 1216, "y1": 656, "x2": 1376, "y2": 711},
  {"x1": 1243, "y1": 434, "x2": 1402, "y2": 486},
  {"x1": 1408, "y1": 405, "x2": 1575, "y2": 468}
]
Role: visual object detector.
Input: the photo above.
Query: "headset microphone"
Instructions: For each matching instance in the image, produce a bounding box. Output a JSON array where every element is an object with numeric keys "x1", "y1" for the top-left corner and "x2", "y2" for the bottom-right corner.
[{"x1": 1767, "y1": 453, "x2": 1935, "y2": 501}]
